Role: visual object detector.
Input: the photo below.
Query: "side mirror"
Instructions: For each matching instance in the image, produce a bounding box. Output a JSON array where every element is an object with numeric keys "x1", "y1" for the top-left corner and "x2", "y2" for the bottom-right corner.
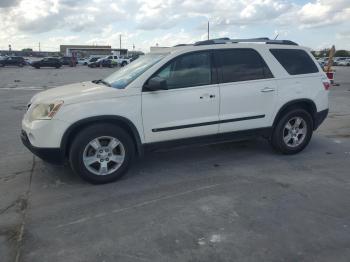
[{"x1": 144, "y1": 77, "x2": 168, "y2": 91}]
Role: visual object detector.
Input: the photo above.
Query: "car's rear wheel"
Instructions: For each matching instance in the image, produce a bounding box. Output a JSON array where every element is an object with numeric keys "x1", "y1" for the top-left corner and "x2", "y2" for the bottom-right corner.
[
  {"x1": 69, "y1": 124, "x2": 135, "y2": 184},
  {"x1": 270, "y1": 108, "x2": 313, "y2": 154}
]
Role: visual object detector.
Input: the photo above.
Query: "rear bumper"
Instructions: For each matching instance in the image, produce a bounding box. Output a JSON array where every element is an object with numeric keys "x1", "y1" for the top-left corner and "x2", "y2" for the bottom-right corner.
[
  {"x1": 314, "y1": 109, "x2": 328, "y2": 130},
  {"x1": 21, "y1": 130, "x2": 65, "y2": 164}
]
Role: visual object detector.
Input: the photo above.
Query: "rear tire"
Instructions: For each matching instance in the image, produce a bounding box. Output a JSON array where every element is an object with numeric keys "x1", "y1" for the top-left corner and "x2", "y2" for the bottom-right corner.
[
  {"x1": 69, "y1": 124, "x2": 135, "y2": 184},
  {"x1": 270, "y1": 109, "x2": 313, "y2": 154}
]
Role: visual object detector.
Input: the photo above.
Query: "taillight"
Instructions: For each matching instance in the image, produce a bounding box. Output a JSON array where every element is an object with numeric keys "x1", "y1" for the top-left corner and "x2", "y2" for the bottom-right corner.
[
  {"x1": 322, "y1": 76, "x2": 331, "y2": 91},
  {"x1": 323, "y1": 81, "x2": 330, "y2": 90}
]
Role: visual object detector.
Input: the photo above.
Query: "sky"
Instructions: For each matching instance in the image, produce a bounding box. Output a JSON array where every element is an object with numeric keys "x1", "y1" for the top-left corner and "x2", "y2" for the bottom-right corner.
[{"x1": 0, "y1": 0, "x2": 349, "y2": 52}]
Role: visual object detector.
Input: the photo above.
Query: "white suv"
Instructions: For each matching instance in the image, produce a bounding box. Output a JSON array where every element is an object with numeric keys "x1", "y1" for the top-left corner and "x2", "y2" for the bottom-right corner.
[{"x1": 21, "y1": 38, "x2": 329, "y2": 184}]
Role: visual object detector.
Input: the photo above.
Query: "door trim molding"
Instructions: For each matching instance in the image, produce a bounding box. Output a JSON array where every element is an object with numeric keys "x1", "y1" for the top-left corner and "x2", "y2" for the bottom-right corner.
[{"x1": 152, "y1": 114, "x2": 265, "y2": 132}]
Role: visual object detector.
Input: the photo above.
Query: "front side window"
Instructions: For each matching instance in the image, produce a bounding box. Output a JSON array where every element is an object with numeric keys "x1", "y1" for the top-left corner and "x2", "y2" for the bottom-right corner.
[
  {"x1": 154, "y1": 52, "x2": 212, "y2": 89},
  {"x1": 218, "y1": 49, "x2": 273, "y2": 83},
  {"x1": 270, "y1": 49, "x2": 319, "y2": 75}
]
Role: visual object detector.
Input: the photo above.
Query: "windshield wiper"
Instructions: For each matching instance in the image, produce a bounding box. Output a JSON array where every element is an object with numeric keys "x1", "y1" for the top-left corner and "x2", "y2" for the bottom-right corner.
[{"x1": 92, "y1": 79, "x2": 111, "y2": 87}]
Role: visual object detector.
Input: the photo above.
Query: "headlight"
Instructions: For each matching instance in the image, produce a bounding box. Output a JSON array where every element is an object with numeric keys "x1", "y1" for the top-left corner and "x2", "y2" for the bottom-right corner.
[{"x1": 28, "y1": 100, "x2": 64, "y2": 122}]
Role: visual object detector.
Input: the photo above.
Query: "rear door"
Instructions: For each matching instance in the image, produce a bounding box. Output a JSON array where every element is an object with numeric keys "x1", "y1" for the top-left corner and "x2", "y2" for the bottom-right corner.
[{"x1": 216, "y1": 48, "x2": 277, "y2": 133}]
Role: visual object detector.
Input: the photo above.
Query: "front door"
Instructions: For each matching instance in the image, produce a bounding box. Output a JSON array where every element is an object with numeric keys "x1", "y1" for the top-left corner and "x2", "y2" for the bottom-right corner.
[{"x1": 142, "y1": 51, "x2": 220, "y2": 143}]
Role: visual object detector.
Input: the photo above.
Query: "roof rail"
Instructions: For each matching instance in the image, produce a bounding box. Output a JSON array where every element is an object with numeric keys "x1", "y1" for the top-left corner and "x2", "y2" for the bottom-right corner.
[{"x1": 194, "y1": 37, "x2": 298, "y2": 46}]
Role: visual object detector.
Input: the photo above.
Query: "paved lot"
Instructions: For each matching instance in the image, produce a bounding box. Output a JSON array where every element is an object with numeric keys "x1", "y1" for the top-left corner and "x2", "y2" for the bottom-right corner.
[{"x1": 0, "y1": 65, "x2": 349, "y2": 262}]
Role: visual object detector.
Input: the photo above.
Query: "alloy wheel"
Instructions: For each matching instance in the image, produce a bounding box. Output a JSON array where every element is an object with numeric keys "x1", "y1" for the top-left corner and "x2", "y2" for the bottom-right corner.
[
  {"x1": 82, "y1": 136, "x2": 125, "y2": 176},
  {"x1": 283, "y1": 116, "x2": 307, "y2": 148}
]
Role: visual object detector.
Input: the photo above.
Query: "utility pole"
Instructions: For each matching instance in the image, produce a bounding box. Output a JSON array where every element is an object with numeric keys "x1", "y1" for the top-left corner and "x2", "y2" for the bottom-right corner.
[
  {"x1": 207, "y1": 21, "x2": 210, "y2": 40},
  {"x1": 38, "y1": 42, "x2": 41, "y2": 52},
  {"x1": 119, "y1": 34, "x2": 122, "y2": 50}
]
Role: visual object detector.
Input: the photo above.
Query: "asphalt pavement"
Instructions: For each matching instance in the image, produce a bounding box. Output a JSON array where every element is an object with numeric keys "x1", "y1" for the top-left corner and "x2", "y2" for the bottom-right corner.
[{"x1": 0, "y1": 65, "x2": 349, "y2": 262}]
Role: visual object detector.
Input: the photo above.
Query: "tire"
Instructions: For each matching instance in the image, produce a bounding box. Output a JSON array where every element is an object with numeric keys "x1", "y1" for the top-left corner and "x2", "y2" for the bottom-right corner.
[
  {"x1": 69, "y1": 124, "x2": 135, "y2": 184},
  {"x1": 121, "y1": 61, "x2": 127, "y2": 67},
  {"x1": 35, "y1": 66, "x2": 40, "y2": 69},
  {"x1": 270, "y1": 108, "x2": 313, "y2": 154}
]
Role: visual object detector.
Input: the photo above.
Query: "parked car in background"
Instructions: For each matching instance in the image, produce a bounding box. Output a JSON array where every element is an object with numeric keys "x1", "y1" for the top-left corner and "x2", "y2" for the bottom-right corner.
[
  {"x1": 129, "y1": 55, "x2": 141, "y2": 62},
  {"x1": 78, "y1": 58, "x2": 89, "y2": 65},
  {"x1": 60, "y1": 56, "x2": 76, "y2": 66},
  {"x1": 333, "y1": 57, "x2": 347, "y2": 66},
  {"x1": 88, "y1": 56, "x2": 119, "y2": 68},
  {"x1": 0, "y1": 54, "x2": 8, "y2": 61},
  {"x1": 21, "y1": 38, "x2": 329, "y2": 184},
  {"x1": 24, "y1": 58, "x2": 32, "y2": 65},
  {"x1": 106, "y1": 55, "x2": 131, "y2": 66},
  {"x1": 0, "y1": 56, "x2": 26, "y2": 67},
  {"x1": 337, "y1": 58, "x2": 350, "y2": 66},
  {"x1": 86, "y1": 57, "x2": 102, "y2": 67},
  {"x1": 31, "y1": 57, "x2": 62, "y2": 69}
]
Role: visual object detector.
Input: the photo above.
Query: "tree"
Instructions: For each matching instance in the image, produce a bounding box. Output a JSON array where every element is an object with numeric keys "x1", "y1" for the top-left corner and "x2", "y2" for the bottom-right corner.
[
  {"x1": 334, "y1": 50, "x2": 349, "y2": 57},
  {"x1": 22, "y1": 48, "x2": 33, "y2": 52}
]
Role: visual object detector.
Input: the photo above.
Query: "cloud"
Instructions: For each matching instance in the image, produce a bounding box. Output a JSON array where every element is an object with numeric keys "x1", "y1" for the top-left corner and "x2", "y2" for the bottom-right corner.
[
  {"x1": 297, "y1": 0, "x2": 350, "y2": 28},
  {"x1": 0, "y1": 0, "x2": 350, "y2": 51}
]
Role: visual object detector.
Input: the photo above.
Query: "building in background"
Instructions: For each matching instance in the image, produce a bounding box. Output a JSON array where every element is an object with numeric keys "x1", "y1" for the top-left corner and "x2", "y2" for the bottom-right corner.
[{"x1": 60, "y1": 45, "x2": 128, "y2": 57}]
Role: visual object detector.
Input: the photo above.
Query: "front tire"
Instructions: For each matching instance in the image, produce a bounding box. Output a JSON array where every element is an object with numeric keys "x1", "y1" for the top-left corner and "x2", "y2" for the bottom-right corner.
[
  {"x1": 69, "y1": 124, "x2": 135, "y2": 184},
  {"x1": 270, "y1": 109, "x2": 313, "y2": 154}
]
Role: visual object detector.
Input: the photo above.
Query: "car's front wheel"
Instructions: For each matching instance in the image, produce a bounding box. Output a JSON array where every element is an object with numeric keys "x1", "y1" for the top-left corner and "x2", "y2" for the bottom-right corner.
[
  {"x1": 270, "y1": 108, "x2": 313, "y2": 154},
  {"x1": 69, "y1": 124, "x2": 135, "y2": 184}
]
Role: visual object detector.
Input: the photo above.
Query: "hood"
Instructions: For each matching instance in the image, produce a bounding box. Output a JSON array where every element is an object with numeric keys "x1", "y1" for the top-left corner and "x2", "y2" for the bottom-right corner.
[{"x1": 31, "y1": 81, "x2": 121, "y2": 105}]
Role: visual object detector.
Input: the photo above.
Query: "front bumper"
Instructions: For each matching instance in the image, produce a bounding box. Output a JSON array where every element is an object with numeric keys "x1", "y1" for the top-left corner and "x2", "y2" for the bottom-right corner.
[
  {"x1": 314, "y1": 109, "x2": 329, "y2": 130},
  {"x1": 21, "y1": 130, "x2": 65, "y2": 164}
]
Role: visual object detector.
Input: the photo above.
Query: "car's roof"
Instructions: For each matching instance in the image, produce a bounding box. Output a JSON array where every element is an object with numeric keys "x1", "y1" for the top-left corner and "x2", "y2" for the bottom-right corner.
[
  {"x1": 164, "y1": 42, "x2": 310, "y2": 56},
  {"x1": 150, "y1": 39, "x2": 310, "y2": 56}
]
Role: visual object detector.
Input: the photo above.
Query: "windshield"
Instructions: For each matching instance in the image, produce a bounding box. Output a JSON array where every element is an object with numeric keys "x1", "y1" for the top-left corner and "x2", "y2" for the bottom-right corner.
[{"x1": 103, "y1": 54, "x2": 165, "y2": 89}]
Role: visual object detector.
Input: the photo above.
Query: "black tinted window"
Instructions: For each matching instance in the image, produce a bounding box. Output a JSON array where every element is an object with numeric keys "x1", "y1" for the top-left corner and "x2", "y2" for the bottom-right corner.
[
  {"x1": 218, "y1": 49, "x2": 273, "y2": 83},
  {"x1": 270, "y1": 49, "x2": 319, "y2": 75},
  {"x1": 155, "y1": 52, "x2": 211, "y2": 89}
]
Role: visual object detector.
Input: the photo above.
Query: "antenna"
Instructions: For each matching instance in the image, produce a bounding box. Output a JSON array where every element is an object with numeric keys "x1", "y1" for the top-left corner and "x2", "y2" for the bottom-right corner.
[
  {"x1": 207, "y1": 21, "x2": 210, "y2": 40},
  {"x1": 274, "y1": 33, "x2": 279, "y2": 40}
]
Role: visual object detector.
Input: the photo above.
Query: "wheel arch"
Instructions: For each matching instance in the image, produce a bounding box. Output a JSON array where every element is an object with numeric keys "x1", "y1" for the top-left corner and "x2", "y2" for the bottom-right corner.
[
  {"x1": 273, "y1": 99, "x2": 317, "y2": 130},
  {"x1": 61, "y1": 115, "x2": 144, "y2": 157}
]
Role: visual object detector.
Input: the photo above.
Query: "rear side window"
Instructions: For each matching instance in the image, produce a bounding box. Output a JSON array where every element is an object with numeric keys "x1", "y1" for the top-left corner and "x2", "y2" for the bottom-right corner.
[
  {"x1": 270, "y1": 49, "x2": 319, "y2": 75},
  {"x1": 218, "y1": 49, "x2": 273, "y2": 83}
]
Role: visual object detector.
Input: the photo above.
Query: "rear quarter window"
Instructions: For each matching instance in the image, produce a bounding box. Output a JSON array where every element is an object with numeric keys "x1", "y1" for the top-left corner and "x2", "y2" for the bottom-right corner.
[{"x1": 270, "y1": 49, "x2": 319, "y2": 75}]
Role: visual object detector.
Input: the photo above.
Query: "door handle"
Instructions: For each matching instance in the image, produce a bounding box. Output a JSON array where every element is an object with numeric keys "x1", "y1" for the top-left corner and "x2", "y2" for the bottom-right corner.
[
  {"x1": 200, "y1": 94, "x2": 216, "y2": 99},
  {"x1": 261, "y1": 87, "x2": 275, "y2": 93}
]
